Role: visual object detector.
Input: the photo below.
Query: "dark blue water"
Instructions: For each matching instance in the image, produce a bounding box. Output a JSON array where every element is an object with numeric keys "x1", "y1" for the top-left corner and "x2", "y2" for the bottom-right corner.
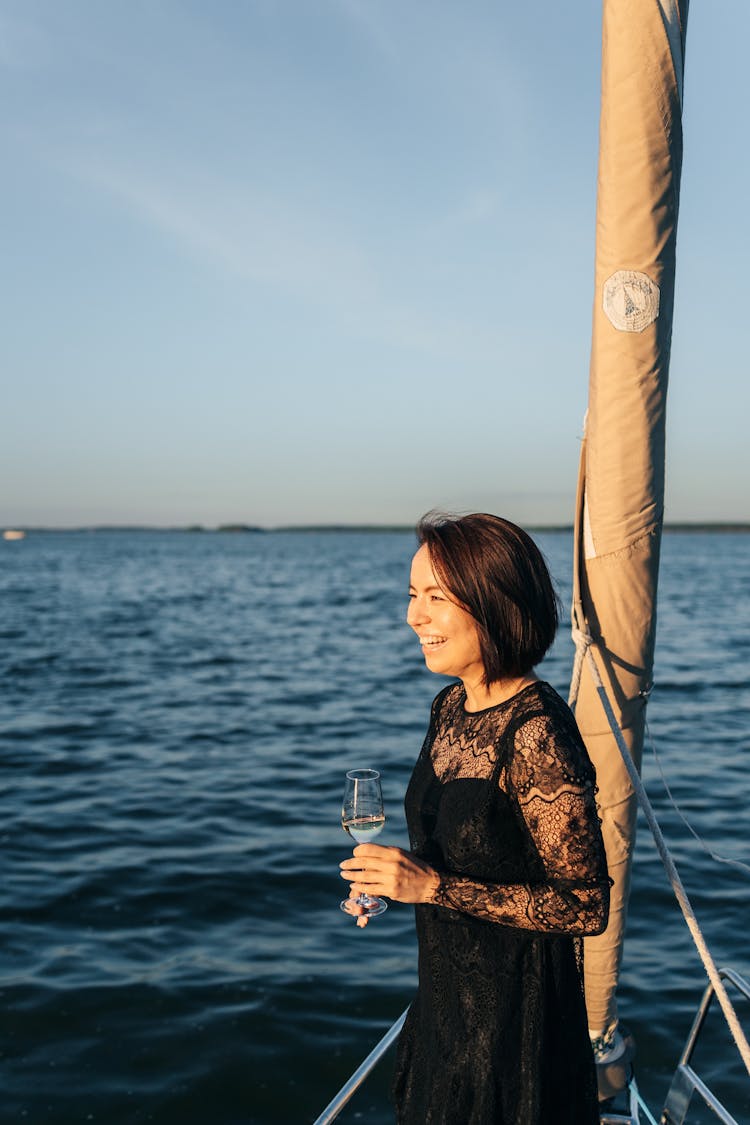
[{"x1": 1, "y1": 530, "x2": 748, "y2": 1124}]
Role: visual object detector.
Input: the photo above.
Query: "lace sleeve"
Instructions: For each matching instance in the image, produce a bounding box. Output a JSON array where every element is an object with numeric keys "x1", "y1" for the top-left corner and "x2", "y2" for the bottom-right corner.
[{"x1": 432, "y1": 707, "x2": 611, "y2": 935}]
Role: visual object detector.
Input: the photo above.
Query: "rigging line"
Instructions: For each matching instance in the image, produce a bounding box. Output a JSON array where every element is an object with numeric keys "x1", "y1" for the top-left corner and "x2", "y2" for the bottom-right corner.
[
  {"x1": 578, "y1": 640, "x2": 750, "y2": 1077},
  {"x1": 645, "y1": 717, "x2": 750, "y2": 878},
  {"x1": 567, "y1": 624, "x2": 586, "y2": 709}
]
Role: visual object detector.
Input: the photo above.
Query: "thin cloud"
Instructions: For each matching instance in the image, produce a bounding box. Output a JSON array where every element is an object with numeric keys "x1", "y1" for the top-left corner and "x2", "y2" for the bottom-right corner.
[
  {"x1": 39, "y1": 137, "x2": 508, "y2": 364},
  {"x1": 73, "y1": 153, "x2": 372, "y2": 293}
]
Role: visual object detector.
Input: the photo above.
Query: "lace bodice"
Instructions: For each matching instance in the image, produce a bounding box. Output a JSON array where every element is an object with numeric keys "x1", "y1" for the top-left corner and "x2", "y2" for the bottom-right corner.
[
  {"x1": 393, "y1": 679, "x2": 605, "y2": 1122},
  {"x1": 410, "y1": 680, "x2": 610, "y2": 935}
]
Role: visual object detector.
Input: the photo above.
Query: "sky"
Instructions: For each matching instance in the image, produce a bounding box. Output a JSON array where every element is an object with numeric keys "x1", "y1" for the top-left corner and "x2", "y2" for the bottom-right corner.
[{"x1": 1, "y1": 1, "x2": 748, "y2": 528}]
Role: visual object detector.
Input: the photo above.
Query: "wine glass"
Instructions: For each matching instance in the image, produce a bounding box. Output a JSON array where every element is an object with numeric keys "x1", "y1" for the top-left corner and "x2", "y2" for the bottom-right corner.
[{"x1": 340, "y1": 768, "x2": 388, "y2": 918}]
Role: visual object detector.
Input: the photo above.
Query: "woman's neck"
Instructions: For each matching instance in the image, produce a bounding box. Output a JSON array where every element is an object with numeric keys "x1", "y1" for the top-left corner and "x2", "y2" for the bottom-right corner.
[{"x1": 462, "y1": 673, "x2": 538, "y2": 713}]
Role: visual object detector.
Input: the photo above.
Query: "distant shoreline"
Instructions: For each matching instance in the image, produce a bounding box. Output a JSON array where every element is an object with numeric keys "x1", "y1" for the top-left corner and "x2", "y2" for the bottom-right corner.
[{"x1": 4, "y1": 522, "x2": 750, "y2": 535}]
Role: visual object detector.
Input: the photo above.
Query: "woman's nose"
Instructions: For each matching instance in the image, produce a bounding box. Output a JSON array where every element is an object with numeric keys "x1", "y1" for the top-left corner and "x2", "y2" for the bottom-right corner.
[{"x1": 407, "y1": 597, "x2": 429, "y2": 625}]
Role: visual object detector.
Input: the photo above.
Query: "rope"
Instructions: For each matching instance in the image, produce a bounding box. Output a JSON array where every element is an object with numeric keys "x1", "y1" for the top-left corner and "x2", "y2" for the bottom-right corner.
[
  {"x1": 646, "y1": 717, "x2": 750, "y2": 878},
  {"x1": 567, "y1": 624, "x2": 591, "y2": 709},
  {"x1": 570, "y1": 628, "x2": 750, "y2": 1076}
]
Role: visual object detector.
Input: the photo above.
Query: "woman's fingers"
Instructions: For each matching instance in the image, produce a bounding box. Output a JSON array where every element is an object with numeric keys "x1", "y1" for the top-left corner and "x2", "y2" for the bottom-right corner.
[
  {"x1": 340, "y1": 844, "x2": 403, "y2": 872},
  {"x1": 340, "y1": 854, "x2": 392, "y2": 897},
  {"x1": 352, "y1": 843, "x2": 391, "y2": 858},
  {"x1": 339, "y1": 847, "x2": 438, "y2": 904},
  {"x1": 340, "y1": 849, "x2": 392, "y2": 882},
  {"x1": 341, "y1": 897, "x2": 367, "y2": 917},
  {"x1": 340, "y1": 856, "x2": 390, "y2": 876},
  {"x1": 338, "y1": 844, "x2": 400, "y2": 927},
  {"x1": 341, "y1": 897, "x2": 370, "y2": 928}
]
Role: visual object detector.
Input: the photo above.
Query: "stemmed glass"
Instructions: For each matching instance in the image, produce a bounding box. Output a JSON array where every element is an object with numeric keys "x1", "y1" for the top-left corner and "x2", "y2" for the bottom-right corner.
[{"x1": 340, "y1": 768, "x2": 388, "y2": 918}]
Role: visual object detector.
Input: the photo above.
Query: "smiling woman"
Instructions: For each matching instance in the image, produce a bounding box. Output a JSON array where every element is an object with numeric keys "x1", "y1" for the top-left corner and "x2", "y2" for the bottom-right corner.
[
  {"x1": 340, "y1": 511, "x2": 611, "y2": 1124},
  {"x1": 407, "y1": 512, "x2": 559, "y2": 707},
  {"x1": 407, "y1": 545, "x2": 489, "y2": 692}
]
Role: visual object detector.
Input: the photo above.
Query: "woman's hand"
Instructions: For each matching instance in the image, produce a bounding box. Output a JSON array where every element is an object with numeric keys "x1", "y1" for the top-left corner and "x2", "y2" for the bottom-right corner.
[
  {"x1": 340, "y1": 844, "x2": 440, "y2": 908},
  {"x1": 340, "y1": 897, "x2": 371, "y2": 928}
]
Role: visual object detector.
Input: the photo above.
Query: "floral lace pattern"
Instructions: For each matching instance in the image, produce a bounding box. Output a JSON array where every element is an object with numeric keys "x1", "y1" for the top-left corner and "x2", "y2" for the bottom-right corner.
[
  {"x1": 424, "y1": 681, "x2": 610, "y2": 934},
  {"x1": 393, "y1": 681, "x2": 608, "y2": 1124}
]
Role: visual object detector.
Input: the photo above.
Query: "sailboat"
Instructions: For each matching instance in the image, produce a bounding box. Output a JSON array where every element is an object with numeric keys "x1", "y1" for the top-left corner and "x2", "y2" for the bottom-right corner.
[
  {"x1": 313, "y1": 2, "x2": 750, "y2": 1121},
  {"x1": 571, "y1": 3, "x2": 750, "y2": 1117}
]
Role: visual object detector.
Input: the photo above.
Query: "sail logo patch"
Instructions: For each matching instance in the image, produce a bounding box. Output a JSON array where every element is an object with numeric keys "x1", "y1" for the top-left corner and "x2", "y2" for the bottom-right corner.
[{"x1": 602, "y1": 270, "x2": 660, "y2": 333}]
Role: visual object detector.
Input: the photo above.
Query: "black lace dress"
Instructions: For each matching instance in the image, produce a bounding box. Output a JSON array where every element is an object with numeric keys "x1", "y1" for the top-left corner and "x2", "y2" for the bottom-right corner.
[{"x1": 392, "y1": 681, "x2": 610, "y2": 1124}]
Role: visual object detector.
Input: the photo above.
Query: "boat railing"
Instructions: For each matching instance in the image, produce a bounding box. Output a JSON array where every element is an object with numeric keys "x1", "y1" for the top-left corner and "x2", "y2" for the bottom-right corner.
[
  {"x1": 661, "y1": 966, "x2": 749, "y2": 1125},
  {"x1": 312, "y1": 966, "x2": 749, "y2": 1125},
  {"x1": 310, "y1": 1008, "x2": 408, "y2": 1125},
  {"x1": 600, "y1": 1075, "x2": 652, "y2": 1125}
]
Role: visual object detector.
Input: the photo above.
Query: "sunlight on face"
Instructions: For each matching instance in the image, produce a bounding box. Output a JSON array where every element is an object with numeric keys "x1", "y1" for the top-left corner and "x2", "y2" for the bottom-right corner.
[{"x1": 406, "y1": 545, "x2": 485, "y2": 688}]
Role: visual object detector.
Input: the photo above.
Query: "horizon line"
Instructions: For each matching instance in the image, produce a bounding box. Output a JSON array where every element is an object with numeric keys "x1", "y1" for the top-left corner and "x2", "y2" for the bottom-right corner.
[{"x1": 4, "y1": 521, "x2": 750, "y2": 535}]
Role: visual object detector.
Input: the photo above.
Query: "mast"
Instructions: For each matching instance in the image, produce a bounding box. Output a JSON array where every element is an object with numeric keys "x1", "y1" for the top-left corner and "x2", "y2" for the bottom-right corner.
[{"x1": 571, "y1": 0, "x2": 689, "y2": 1065}]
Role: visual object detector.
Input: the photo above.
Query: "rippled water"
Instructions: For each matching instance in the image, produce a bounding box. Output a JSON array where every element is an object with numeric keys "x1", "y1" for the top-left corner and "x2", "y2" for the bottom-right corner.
[{"x1": 1, "y1": 530, "x2": 748, "y2": 1124}]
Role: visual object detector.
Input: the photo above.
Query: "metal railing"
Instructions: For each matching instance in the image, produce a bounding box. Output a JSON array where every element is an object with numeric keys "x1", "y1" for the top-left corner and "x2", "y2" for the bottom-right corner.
[
  {"x1": 661, "y1": 967, "x2": 750, "y2": 1125},
  {"x1": 311, "y1": 1008, "x2": 408, "y2": 1125},
  {"x1": 312, "y1": 1005, "x2": 649, "y2": 1125},
  {"x1": 312, "y1": 967, "x2": 750, "y2": 1124},
  {"x1": 600, "y1": 1074, "x2": 654, "y2": 1125}
]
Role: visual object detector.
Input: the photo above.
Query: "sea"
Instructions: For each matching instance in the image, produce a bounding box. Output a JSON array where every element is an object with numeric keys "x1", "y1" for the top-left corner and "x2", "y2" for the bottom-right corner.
[{"x1": 1, "y1": 529, "x2": 748, "y2": 1125}]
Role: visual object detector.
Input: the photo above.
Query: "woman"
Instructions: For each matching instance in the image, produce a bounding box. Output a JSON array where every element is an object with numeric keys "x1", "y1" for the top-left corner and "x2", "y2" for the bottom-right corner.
[{"x1": 340, "y1": 512, "x2": 610, "y2": 1124}]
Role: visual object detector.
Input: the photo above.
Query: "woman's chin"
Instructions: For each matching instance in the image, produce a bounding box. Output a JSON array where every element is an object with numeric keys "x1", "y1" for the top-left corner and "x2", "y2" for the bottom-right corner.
[{"x1": 423, "y1": 649, "x2": 450, "y2": 674}]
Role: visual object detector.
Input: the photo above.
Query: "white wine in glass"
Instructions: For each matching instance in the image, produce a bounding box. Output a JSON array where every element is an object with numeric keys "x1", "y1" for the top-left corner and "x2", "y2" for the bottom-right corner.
[{"x1": 340, "y1": 768, "x2": 387, "y2": 918}]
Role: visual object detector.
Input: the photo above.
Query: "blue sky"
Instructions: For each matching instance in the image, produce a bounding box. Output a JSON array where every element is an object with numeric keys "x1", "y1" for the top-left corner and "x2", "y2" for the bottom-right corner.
[{"x1": 2, "y1": 1, "x2": 748, "y2": 527}]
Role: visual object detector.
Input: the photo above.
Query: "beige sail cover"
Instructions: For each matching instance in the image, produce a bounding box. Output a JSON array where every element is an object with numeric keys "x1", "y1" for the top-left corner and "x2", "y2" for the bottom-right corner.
[{"x1": 574, "y1": 0, "x2": 688, "y2": 1035}]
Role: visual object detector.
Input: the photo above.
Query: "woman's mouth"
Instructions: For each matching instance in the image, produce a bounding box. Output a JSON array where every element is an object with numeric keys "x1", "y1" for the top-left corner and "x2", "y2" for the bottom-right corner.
[{"x1": 419, "y1": 635, "x2": 447, "y2": 650}]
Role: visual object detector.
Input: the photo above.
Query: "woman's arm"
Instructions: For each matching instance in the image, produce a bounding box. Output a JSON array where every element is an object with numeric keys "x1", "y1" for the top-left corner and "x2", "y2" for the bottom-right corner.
[
  {"x1": 341, "y1": 709, "x2": 610, "y2": 936},
  {"x1": 431, "y1": 710, "x2": 610, "y2": 934}
]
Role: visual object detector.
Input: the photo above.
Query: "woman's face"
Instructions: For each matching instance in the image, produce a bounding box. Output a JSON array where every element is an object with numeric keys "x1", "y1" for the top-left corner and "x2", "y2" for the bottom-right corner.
[{"x1": 407, "y1": 545, "x2": 485, "y2": 686}]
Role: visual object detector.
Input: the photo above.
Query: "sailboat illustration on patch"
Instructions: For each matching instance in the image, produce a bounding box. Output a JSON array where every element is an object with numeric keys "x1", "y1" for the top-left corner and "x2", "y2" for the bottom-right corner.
[{"x1": 603, "y1": 270, "x2": 660, "y2": 332}]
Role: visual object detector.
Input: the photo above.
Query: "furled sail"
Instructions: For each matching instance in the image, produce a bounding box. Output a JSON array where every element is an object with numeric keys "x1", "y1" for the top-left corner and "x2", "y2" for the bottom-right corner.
[{"x1": 571, "y1": 0, "x2": 689, "y2": 1059}]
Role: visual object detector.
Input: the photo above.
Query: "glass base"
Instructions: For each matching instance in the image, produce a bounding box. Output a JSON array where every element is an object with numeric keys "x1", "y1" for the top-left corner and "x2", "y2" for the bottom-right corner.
[{"x1": 340, "y1": 894, "x2": 387, "y2": 918}]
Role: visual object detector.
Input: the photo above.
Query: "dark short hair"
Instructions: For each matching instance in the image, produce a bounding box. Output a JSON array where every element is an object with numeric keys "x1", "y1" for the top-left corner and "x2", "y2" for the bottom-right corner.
[{"x1": 416, "y1": 512, "x2": 559, "y2": 684}]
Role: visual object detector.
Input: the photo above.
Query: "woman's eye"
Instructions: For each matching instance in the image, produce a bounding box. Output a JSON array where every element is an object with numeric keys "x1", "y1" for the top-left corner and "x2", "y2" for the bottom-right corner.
[{"x1": 430, "y1": 594, "x2": 444, "y2": 602}]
